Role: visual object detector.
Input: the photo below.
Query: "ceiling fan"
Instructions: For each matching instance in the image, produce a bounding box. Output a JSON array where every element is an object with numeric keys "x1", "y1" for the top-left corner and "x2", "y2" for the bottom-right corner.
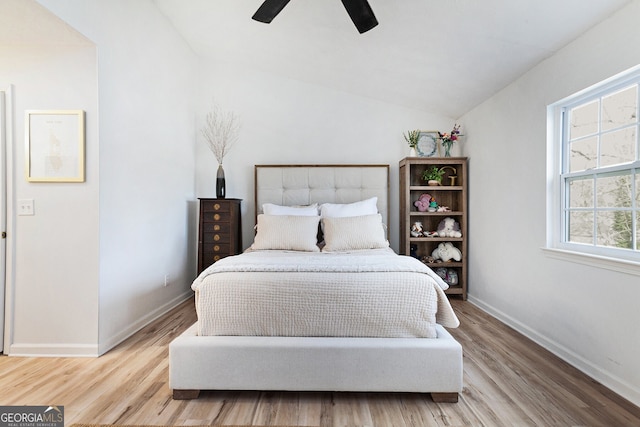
[{"x1": 252, "y1": 0, "x2": 378, "y2": 34}]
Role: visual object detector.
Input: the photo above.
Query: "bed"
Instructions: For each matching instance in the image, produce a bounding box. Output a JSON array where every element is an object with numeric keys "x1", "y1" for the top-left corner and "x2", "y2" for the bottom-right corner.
[{"x1": 169, "y1": 165, "x2": 463, "y2": 402}]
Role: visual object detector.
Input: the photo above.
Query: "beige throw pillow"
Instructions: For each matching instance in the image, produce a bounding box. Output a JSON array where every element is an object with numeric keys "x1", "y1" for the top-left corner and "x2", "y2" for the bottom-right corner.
[
  {"x1": 322, "y1": 214, "x2": 389, "y2": 252},
  {"x1": 251, "y1": 214, "x2": 321, "y2": 252}
]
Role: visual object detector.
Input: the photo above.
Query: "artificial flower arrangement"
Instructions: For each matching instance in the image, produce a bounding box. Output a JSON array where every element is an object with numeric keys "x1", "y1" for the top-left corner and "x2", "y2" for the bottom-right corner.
[{"x1": 438, "y1": 124, "x2": 463, "y2": 157}]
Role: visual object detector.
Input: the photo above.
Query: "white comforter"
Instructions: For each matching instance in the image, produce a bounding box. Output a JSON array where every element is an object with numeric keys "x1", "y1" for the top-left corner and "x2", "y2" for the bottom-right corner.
[{"x1": 192, "y1": 248, "x2": 460, "y2": 338}]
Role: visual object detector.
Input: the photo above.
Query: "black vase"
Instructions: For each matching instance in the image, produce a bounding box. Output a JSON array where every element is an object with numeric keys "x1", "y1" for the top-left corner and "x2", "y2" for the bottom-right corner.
[{"x1": 216, "y1": 164, "x2": 226, "y2": 199}]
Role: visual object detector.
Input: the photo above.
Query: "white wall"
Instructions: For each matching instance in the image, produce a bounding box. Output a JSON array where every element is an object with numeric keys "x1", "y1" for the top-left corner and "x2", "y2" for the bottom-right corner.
[
  {"x1": 460, "y1": 1, "x2": 640, "y2": 406},
  {"x1": 195, "y1": 61, "x2": 457, "y2": 251},
  {"x1": 1, "y1": 0, "x2": 200, "y2": 355},
  {"x1": 0, "y1": 42, "x2": 100, "y2": 355},
  {"x1": 37, "y1": 0, "x2": 199, "y2": 354}
]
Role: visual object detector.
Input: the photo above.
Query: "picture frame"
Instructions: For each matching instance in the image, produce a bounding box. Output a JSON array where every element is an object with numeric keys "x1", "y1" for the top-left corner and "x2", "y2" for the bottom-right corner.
[
  {"x1": 416, "y1": 131, "x2": 440, "y2": 157},
  {"x1": 25, "y1": 110, "x2": 85, "y2": 182}
]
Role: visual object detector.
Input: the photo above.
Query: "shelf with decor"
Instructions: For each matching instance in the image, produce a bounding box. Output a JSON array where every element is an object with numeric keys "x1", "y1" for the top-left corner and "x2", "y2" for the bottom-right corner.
[{"x1": 399, "y1": 157, "x2": 468, "y2": 299}]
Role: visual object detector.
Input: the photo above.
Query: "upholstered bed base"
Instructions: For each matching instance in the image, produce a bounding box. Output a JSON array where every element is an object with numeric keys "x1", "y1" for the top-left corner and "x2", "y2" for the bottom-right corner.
[{"x1": 169, "y1": 323, "x2": 463, "y2": 402}]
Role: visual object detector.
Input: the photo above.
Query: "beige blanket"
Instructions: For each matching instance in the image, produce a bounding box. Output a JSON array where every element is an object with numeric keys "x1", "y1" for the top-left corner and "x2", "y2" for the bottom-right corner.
[{"x1": 193, "y1": 249, "x2": 460, "y2": 338}]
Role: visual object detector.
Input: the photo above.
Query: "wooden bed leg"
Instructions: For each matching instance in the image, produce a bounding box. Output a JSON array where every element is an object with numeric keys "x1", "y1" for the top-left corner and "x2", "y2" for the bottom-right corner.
[
  {"x1": 431, "y1": 392, "x2": 458, "y2": 403},
  {"x1": 173, "y1": 389, "x2": 200, "y2": 400}
]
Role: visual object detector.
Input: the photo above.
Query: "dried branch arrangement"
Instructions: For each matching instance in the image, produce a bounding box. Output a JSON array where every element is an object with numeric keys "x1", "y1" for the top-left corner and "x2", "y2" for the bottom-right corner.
[{"x1": 201, "y1": 103, "x2": 241, "y2": 164}]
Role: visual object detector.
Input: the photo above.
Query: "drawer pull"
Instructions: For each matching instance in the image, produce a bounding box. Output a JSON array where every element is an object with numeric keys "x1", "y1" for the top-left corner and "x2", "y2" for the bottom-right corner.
[
  {"x1": 214, "y1": 203, "x2": 221, "y2": 210},
  {"x1": 214, "y1": 214, "x2": 221, "y2": 220},
  {"x1": 214, "y1": 234, "x2": 221, "y2": 241},
  {"x1": 214, "y1": 255, "x2": 221, "y2": 261},
  {"x1": 214, "y1": 245, "x2": 220, "y2": 251},
  {"x1": 214, "y1": 224, "x2": 221, "y2": 231}
]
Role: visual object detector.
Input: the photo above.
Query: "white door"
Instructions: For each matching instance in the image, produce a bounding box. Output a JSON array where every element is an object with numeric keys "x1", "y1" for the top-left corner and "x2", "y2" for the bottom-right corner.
[{"x1": 0, "y1": 89, "x2": 7, "y2": 353}]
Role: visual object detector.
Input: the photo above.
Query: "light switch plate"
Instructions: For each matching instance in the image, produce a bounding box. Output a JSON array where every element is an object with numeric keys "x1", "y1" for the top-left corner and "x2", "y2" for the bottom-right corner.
[{"x1": 18, "y1": 199, "x2": 34, "y2": 216}]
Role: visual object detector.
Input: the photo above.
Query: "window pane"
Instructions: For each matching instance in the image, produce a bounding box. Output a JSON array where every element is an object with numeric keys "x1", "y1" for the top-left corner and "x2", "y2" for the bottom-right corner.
[
  {"x1": 569, "y1": 136, "x2": 597, "y2": 172},
  {"x1": 637, "y1": 172, "x2": 640, "y2": 251},
  {"x1": 570, "y1": 100, "x2": 599, "y2": 139},
  {"x1": 568, "y1": 211, "x2": 593, "y2": 244},
  {"x1": 636, "y1": 212, "x2": 640, "y2": 251},
  {"x1": 568, "y1": 177, "x2": 593, "y2": 208},
  {"x1": 636, "y1": 170, "x2": 640, "y2": 205},
  {"x1": 601, "y1": 85, "x2": 638, "y2": 131},
  {"x1": 597, "y1": 211, "x2": 632, "y2": 249},
  {"x1": 600, "y1": 127, "x2": 636, "y2": 167},
  {"x1": 596, "y1": 173, "x2": 631, "y2": 207}
]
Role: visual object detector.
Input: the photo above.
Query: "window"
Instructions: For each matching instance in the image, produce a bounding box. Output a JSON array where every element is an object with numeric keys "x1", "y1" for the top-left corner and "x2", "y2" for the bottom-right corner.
[{"x1": 548, "y1": 66, "x2": 640, "y2": 265}]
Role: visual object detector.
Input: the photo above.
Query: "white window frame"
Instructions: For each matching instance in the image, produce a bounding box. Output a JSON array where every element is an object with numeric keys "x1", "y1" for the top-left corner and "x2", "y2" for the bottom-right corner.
[{"x1": 546, "y1": 65, "x2": 640, "y2": 275}]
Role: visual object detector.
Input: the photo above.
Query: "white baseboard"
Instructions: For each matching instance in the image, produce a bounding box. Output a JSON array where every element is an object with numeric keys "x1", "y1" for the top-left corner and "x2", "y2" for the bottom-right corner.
[
  {"x1": 8, "y1": 343, "x2": 99, "y2": 357},
  {"x1": 7, "y1": 291, "x2": 193, "y2": 357},
  {"x1": 468, "y1": 295, "x2": 640, "y2": 408},
  {"x1": 98, "y1": 290, "x2": 193, "y2": 355}
]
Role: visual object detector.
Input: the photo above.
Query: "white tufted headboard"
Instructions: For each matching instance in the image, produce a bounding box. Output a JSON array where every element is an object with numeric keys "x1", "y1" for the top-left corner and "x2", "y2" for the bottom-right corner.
[{"x1": 254, "y1": 164, "x2": 390, "y2": 228}]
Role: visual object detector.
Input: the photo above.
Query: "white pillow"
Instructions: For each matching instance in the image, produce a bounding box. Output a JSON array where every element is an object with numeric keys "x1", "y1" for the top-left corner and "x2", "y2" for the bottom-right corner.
[
  {"x1": 263, "y1": 203, "x2": 319, "y2": 216},
  {"x1": 322, "y1": 214, "x2": 389, "y2": 252},
  {"x1": 250, "y1": 214, "x2": 320, "y2": 252},
  {"x1": 320, "y1": 197, "x2": 378, "y2": 218}
]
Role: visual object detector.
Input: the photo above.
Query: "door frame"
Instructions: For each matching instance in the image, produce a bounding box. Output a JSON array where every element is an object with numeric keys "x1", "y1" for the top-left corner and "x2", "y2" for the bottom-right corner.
[{"x1": 0, "y1": 85, "x2": 14, "y2": 353}]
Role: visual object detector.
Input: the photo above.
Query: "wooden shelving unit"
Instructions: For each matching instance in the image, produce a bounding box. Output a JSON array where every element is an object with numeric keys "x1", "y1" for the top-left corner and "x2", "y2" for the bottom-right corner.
[{"x1": 399, "y1": 157, "x2": 468, "y2": 299}]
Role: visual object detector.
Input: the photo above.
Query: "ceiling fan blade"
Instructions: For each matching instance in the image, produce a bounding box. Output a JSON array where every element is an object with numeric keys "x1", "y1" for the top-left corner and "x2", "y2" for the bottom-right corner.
[
  {"x1": 341, "y1": 0, "x2": 378, "y2": 33},
  {"x1": 252, "y1": 0, "x2": 292, "y2": 23}
]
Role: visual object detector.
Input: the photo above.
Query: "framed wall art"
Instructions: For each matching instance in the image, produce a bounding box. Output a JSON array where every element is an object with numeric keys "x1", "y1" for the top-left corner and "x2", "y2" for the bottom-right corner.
[
  {"x1": 416, "y1": 131, "x2": 439, "y2": 157},
  {"x1": 25, "y1": 110, "x2": 85, "y2": 182}
]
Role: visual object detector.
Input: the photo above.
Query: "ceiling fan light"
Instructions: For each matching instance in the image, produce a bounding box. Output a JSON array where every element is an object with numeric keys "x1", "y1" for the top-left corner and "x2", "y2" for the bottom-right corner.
[
  {"x1": 252, "y1": 0, "x2": 292, "y2": 23},
  {"x1": 252, "y1": 0, "x2": 379, "y2": 34}
]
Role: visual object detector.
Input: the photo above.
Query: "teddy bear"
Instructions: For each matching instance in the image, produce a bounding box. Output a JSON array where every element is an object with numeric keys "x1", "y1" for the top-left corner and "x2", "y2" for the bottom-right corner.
[
  {"x1": 431, "y1": 242, "x2": 462, "y2": 262},
  {"x1": 437, "y1": 217, "x2": 462, "y2": 238},
  {"x1": 413, "y1": 194, "x2": 432, "y2": 212},
  {"x1": 410, "y1": 222, "x2": 424, "y2": 237}
]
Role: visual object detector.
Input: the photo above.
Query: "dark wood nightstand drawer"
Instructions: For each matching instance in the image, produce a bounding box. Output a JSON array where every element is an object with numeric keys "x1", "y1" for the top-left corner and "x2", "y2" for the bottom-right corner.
[
  {"x1": 203, "y1": 232, "x2": 230, "y2": 244},
  {"x1": 203, "y1": 243, "x2": 230, "y2": 255},
  {"x1": 202, "y1": 252, "x2": 228, "y2": 266},
  {"x1": 202, "y1": 211, "x2": 233, "y2": 223},
  {"x1": 201, "y1": 222, "x2": 229, "y2": 233},
  {"x1": 202, "y1": 201, "x2": 231, "y2": 213}
]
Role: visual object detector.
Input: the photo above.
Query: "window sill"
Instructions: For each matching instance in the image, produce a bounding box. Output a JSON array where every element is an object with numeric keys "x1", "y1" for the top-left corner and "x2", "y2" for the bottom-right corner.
[{"x1": 542, "y1": 247, "x2": 640, "y2": 276}]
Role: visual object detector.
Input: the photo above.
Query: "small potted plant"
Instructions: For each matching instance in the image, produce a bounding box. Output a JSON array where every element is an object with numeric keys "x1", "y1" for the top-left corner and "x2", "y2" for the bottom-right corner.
[
  {"x1": 422, "y1": 166, "x2": 445, "y2": 186},
  {"x1": 404, "y1": 129, "x2": 420, "y2": 157}
]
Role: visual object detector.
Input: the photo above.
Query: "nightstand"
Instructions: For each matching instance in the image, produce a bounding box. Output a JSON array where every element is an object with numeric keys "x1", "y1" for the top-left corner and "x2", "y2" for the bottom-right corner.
[{"x1": 197, "y1": 198, "x2": 242, "y2": 274}]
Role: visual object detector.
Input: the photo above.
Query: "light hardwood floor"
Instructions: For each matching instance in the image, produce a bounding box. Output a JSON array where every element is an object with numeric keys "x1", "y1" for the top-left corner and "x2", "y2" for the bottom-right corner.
[{"x1": 1, "y1": 298, "x2": 639, "y2": 426}]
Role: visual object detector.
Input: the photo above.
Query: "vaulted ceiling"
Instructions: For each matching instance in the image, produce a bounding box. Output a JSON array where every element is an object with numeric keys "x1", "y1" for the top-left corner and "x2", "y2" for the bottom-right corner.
[
  {"x1": 153, "y1": 0, "x2": 632, "y2": 117},
  {"x1": 0, "y1": 0, "x2": 91, "y2": 46},
  {"x1": 0, "y1": 0, "x2": 633, "y2": 118}
]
